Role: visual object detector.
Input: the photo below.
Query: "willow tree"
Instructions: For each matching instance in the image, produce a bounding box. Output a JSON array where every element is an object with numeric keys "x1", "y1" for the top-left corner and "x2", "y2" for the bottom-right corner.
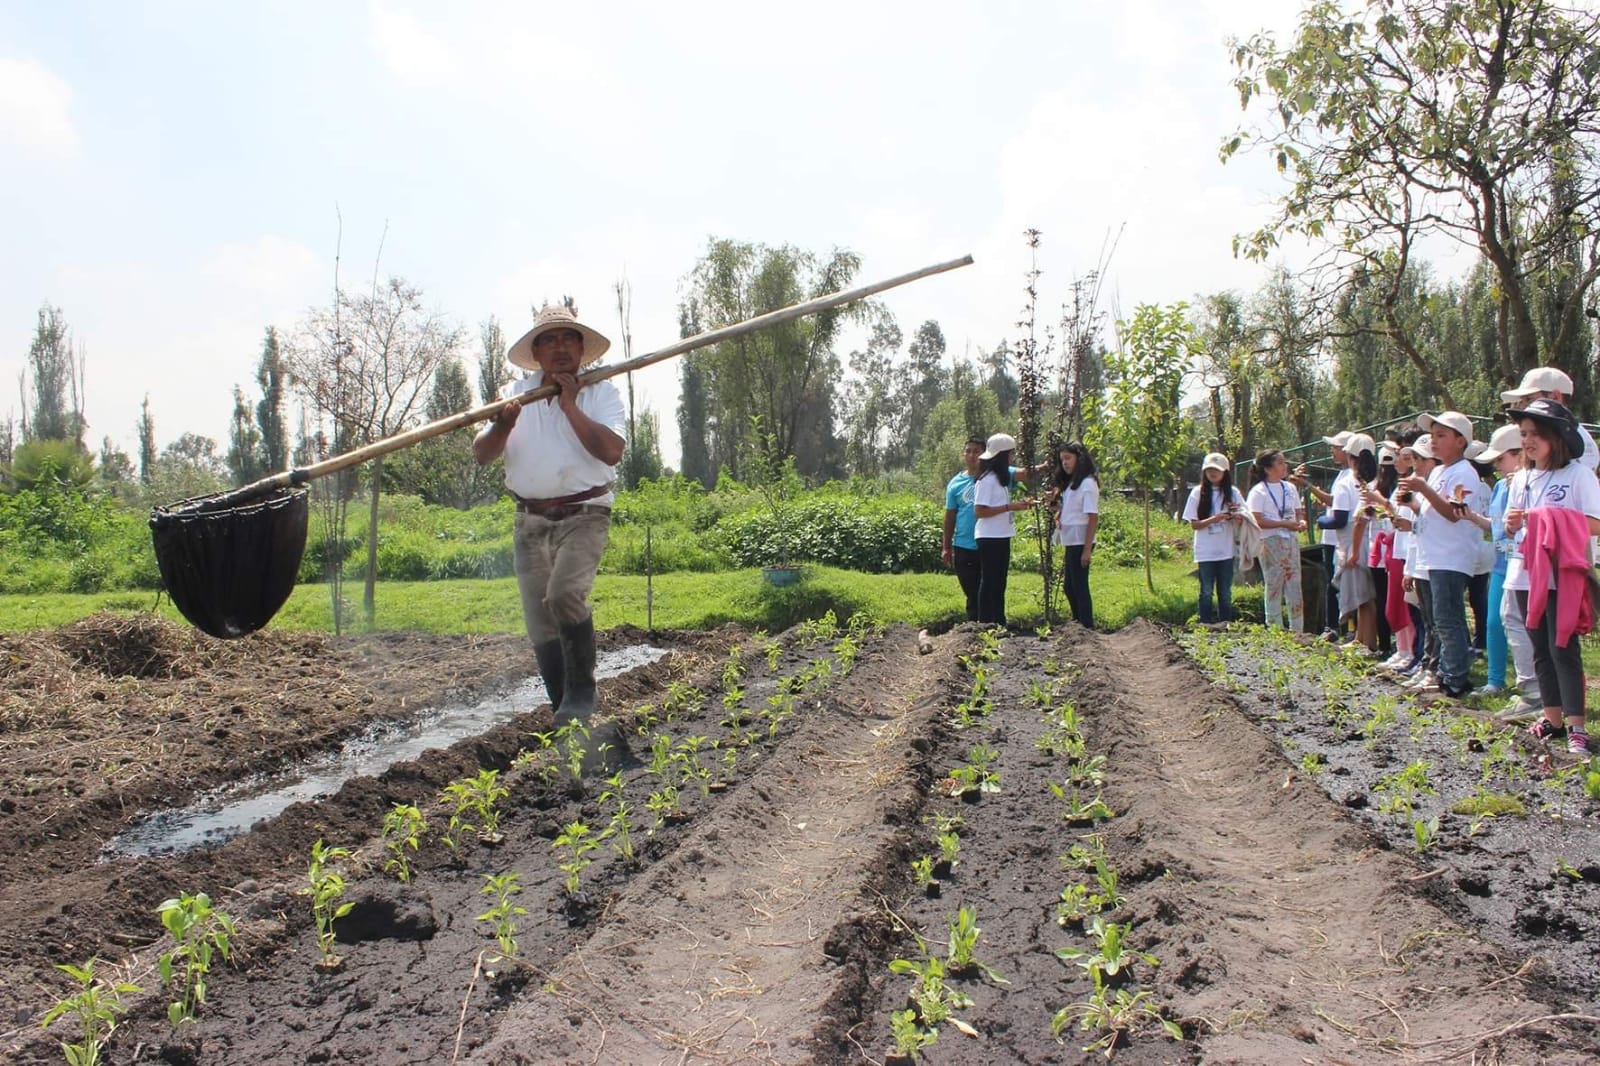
[{"x1": 1224, "y1": 0, "x2": 1600, "y2": 405}]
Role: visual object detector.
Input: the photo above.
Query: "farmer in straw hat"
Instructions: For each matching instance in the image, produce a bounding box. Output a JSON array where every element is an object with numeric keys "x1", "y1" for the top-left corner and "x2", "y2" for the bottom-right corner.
[{"x1": 474, "y1": 300, "x2": 628, "y2": 777}]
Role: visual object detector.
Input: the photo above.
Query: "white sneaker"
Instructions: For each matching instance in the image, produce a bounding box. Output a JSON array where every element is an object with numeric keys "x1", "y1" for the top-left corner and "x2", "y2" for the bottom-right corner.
[
  {"x1": 1380, "y1": 652, "x2": 1409, "y2": 670},
  {"x1": 1413, "y1": 673, "x2": 1441, "y2": 694},
  {"x1": 1471, "y1": 684, "x2": 1505, "y2": 698},
  {"x1": 1502, "y1": 695, "x2": 1540, "y2": 719}
]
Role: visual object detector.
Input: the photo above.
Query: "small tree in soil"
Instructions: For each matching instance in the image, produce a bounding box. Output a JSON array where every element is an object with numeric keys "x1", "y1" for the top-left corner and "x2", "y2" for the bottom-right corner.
[
  {"x1": 40, "y1": 958, "x2": 142, "y2": 1066},
  {"x1": 1085, "y1": 303, "x2": 1193, "y2": 592},
  {"x1": 156, "y1": 891, "x2": 236, "y2": 1026}
]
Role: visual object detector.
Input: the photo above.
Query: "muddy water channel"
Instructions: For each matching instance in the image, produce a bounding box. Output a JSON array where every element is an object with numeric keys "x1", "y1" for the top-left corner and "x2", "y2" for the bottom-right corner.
[
  {"x1": 1180, "y1": 625, "x2": 1600, "y2": 1010},
  {"x1": 102, "y1": 644, "x2": 667, "y2": 858}
]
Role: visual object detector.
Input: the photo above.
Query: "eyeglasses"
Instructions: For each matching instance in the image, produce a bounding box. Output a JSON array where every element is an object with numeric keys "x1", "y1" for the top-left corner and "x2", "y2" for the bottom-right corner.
[{"x1": 533, "y1": 329, "x2": 583, "y2": 349}]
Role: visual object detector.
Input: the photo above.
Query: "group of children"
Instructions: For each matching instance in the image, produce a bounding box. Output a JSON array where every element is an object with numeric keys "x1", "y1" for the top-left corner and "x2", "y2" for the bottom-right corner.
[
  {"x1": 1191, "y1": 367, "x2": 1598, "y2": 757},
  {"x1": 941, "y1": 366, "x2": 1597, "y2": 757}
]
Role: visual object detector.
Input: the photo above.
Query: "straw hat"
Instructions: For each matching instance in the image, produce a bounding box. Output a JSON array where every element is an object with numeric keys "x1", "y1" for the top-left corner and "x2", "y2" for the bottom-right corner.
[{"x1": 507, "y1": 302, "x2": 611, "y2": 371}]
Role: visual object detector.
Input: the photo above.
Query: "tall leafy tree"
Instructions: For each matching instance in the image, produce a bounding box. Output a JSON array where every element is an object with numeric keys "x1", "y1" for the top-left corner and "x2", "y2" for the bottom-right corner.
[
  {"x1": 225, "y1": 386, "x2": 265, "y2": 485},
  {"x1": 477, "y1": 316, "x2": 508, "y2": 405},
  {"x1": 137, "y1": 395, "x2": 157, "y2": 485},
  {"x1": 22, "y1": 304, "x2": 83, "y2": 446},
  {"x1": 676, "y1": 238, "x2": 861, "y2": 481},
  {"x1": 1225, "y1": 0, "x2": 1600, "y2": 398},
  {"x1": 840, "y1": 314, "x2": 901, "y2": 478},
  {"x1": 98, "y1": 436, "x2": 134, "y2": 487},
  {"x1": 255, "y1": 326, "x2": 290, "y2": 474},
  {"x1": 887, "y1": 320, "x2": 948, "y2": 470},
  {"x1": 676, "y1": 355, "x2": 713, "y2": 487}
]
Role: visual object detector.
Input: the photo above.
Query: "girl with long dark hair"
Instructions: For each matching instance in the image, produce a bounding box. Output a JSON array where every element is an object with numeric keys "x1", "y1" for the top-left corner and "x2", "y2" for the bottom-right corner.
[
  {"x1": 1183, "y1": 453, "x2": 1247, "y2": 623},
  {"x1": 971, "y1": 433, "x2": 1036, "y2": 625},
  {"x1": 1050, "y1": 441, "x2": 1099, "y2": 628}
]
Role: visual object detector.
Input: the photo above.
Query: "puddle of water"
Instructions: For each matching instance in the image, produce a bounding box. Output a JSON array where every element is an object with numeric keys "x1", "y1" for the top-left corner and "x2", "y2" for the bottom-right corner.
[{"x1": 102, "y1": 644, "x2": 667, "y2": 860}]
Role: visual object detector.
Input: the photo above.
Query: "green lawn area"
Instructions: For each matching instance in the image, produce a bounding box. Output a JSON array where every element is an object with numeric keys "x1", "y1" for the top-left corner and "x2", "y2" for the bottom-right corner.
[{"x1": 0, "y1": 558, "x2": 1203, "y2": 636}]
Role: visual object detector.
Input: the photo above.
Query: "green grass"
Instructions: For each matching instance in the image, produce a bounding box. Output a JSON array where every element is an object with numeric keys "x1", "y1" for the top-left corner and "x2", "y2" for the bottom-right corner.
[{"x1": 0, "y1": 557, "x2": 1202, "y2": 635}]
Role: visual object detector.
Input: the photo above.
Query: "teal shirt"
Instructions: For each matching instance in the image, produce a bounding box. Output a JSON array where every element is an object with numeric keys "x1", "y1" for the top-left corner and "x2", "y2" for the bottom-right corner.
[{"x1": 945, "y1": 467, "x2": 1020, "y2": 550}]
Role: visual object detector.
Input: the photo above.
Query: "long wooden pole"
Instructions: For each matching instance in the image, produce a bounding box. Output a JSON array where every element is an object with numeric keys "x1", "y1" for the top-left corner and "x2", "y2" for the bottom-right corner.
[{"x1": 174, "y1": 255, "x2": 973, "y2": 515}]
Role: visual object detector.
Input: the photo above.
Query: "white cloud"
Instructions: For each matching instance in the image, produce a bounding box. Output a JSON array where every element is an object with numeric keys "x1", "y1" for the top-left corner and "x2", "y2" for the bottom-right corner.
[
  {"x1": 367, "y1": 1, "x2": 459, "y2": 85},
  {"x1": 0, "y1": 57, "x2": 78, "y2": 157}
]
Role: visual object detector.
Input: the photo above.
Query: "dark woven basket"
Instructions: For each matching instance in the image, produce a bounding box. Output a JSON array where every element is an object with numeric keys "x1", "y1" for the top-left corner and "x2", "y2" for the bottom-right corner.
[{"x1": 150, "y1": 488, "x2": 309, "y2": 639}]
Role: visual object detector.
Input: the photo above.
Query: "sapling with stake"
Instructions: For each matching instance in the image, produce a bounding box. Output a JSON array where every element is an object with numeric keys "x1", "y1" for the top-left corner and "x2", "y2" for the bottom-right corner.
[
  {"x1": 156, "y1": 891, "x2": 236, "y2": 1025},
  {"x1": 380, "y1": 802, "x2": 427, "y2": 882},
  {"x1": 304, "y1": 839, "x2": 355, "y2": 971},
  {"x1": 477, "y1": 872, "x2": 527, "y2": 960},
  {"x1": 40, "y1": 958, "x2": 141, "y2": 1066}
]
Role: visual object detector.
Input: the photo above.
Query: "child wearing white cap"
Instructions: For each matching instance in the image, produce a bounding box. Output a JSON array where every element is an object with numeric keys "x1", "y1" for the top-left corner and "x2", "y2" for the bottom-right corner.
[
  {"x1": 1183, "y1": 453, "x2": 1247, "y2": 623},
  {"x1": 1472, "y1": 424, "x2": 1526, "y2": 700},
  {"x1": 1246, "y1": 449, "x2": 1307, "y2": 632}
]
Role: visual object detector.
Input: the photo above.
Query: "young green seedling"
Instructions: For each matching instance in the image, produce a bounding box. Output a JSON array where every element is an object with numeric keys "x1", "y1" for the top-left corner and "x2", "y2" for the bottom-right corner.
[
  {"x1": 380, "y1": 802, "x2": 427, "y2": 882},
  {"x1": 554, "y1": 821, "x2": 601, "y2": 896},
  {"x1": 945, "y1": 906, "x2": 1006, "y2": 984},
  {"x1": 599, "y1": 772, "x2": 636, "y2": 866},
  {"x1": 1056, "y1": 916, "x2": 1158, "y2": 985},
  {"x1": 477, "y1": 872, "x2": 527, "y2": 960},
  {"x1": 1052, "y1": 979, "x2": 1182, "y2": 1054},
  {"x1": 889, "y1": 1007, "x2": 937, "y2": 1062},
  {"x1": 911, "y1": 855, "x2": 936, "y2": 887},
  {"x1": 40, "y1": 958, "x2": 142, "y2": 1066},
  {"x1": 304, "y1": 839, "x2": 355, "y2": 971},
  {"x1": 645, "y1": 785, "x2": 681, "y2": 834},
  {"x1": 156, "y1": 891, "x2": 236, "y2": 1025}
]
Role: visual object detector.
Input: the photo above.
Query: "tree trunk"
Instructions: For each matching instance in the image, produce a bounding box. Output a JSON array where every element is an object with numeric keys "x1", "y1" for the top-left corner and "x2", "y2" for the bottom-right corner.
[
  {"x1": 1143, "y1": 490, "x2": 1154, "y2": 593},
  {"x1": 364, "y1": 455, "x2": 381, "y2": 626}
]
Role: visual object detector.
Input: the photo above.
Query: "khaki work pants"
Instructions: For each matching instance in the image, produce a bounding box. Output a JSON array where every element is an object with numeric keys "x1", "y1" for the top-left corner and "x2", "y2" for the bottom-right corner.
[{"x1": 513, "y1": 510, "x2": 610, "y2": 645}]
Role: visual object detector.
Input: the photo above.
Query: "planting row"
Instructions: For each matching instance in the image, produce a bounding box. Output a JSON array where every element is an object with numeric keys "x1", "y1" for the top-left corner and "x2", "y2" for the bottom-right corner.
[{"x1": 1180, "y1": 623, "x2": 1600, "y2": 1007}]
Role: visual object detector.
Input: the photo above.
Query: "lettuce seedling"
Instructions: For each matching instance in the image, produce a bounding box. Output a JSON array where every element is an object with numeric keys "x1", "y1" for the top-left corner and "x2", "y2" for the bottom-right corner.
[
  {"x1": 40, "y1": 958, "x2": 141, "y2": 1066},
  {"x1": 945, "y1": 907, "x2": 1006, "y2": 984},
  {"x1": 911, "y1": 856, "x2": 935, "y2": 887},
  {"x1": 381, "y1": 803, "x2": 427, "y2": 882},
  {"x1": 156, "y1": 891, "x2": 236, "y2": 1026},
  {"x1": 1052, "y1": 979, "x2": 1182, "y2": 1053},
  {"x1": 890, "y1": 1008, "x2": 937, "y2": 1061},
  {"x1": 1057, "y1": 916, "x2": 1157, "y2": 985},
  {"x1": 477, "y1": 872, "x2": 527, "y2": 960}
]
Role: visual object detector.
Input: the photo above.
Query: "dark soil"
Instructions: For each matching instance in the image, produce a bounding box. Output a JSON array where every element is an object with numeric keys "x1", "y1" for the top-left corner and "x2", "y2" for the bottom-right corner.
[{"x1": 2, "y1": 614, "x2": 1595, "y2": 1065}]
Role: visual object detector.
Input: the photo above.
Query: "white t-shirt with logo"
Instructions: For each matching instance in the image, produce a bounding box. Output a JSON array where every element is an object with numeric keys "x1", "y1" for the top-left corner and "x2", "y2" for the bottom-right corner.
[
  {"x1": 1246, "y1": 479, "x2": 1301, "y2": 543},
  {"x1": 1415, "y1": 459, "x2": 1486, "y2": 574},
  {"x1": 973, "y1": 472, "x2": 1017, "y2": 539},
  {"x1": 1331, "y1": 469, "x2": 1365, "y2": 565},
  {"x1": 1183, "y1": 484, "x2": 1247, "y2": 563},
  {"x1": 1503, "y1": 462, "x2": 1600, "y2": 591}
]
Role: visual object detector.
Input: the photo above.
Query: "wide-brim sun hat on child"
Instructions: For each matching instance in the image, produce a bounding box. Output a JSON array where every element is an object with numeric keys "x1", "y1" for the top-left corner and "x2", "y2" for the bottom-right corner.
[
  {"x1": 507, "y1": 302, "x2": 612, "y2": 371},
  {"x1": 1201, "y1": 452, "x2": 1230, "y2": 472},
  {"x1": 1476, "y1": 422, "x2": 1523, "y2": 463},
  {"x1": 1501, "y1": 366, "x2": 1574, "y2": 404},
  {"x1": 1418, "y1": 411, "x2": 1474, "y2": 443},
  {"x1": 1508, "y1": 398, "x2": 1585, "y2": 459},
  {"x1": 979, "y1": 433, "x2": 1017, "y2": 460}
]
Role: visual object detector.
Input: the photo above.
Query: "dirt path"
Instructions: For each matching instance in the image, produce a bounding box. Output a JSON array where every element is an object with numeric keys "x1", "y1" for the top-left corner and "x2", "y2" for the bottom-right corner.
[
  {"x1": 1080, "y1": 622, "x2": 1588, "y2": 1065},
  {"x1": 468, "y1": 633, "x2": 958, "y2": 1065}
]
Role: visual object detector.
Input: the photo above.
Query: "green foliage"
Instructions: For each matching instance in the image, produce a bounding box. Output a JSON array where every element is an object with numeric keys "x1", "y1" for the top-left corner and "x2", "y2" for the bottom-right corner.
[
  {"x1": 155, "y1": 891, "x2": 236, "y2": 1026},
  {"x1": 304, "y1": 840, "x2": 355, "y2": 966},
  {"x1": 40, "y1": 958, "x2": 142, "y2": 1066},
  {"x1": 380, "y1": 803, "x2": 427, "y2": 882},
  {"x1": 477, "y1": 872, "x2": 527, "y2": 960}
]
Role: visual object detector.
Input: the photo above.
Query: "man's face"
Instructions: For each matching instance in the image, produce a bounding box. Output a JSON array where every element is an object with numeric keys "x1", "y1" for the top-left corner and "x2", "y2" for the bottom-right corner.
[
  {"x1": 962, "y1": 442, "x2": 983, "y2": 470},
  {"x1": 532, "y1": 328, "x2": 585, "y2": 374}
]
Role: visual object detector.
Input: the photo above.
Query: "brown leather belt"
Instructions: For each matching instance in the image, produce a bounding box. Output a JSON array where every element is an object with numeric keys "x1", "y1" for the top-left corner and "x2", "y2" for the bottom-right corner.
[{"x1": 514, "y1": 485, "x2": 612, "y2": 520}]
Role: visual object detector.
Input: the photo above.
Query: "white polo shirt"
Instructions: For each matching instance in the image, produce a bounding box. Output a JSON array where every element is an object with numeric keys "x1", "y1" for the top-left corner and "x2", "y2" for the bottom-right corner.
[{"x1": 501, "y1": 371, "x2": 628, "y2": 502}]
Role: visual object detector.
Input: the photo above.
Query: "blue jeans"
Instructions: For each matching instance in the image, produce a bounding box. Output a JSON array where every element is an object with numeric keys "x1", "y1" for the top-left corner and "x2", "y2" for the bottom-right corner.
[
  {"x1": 1429, "y1": 569, "x2": 1471, "y2": 694},
  {"x1": 1197, "y1": 558, "x2": 1235, "y2": 624}
]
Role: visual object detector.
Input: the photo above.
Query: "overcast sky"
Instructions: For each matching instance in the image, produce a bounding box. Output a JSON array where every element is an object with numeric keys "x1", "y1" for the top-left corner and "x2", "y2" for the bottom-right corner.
[{"x1": 3, "y1": 0, "x2": 1361, "y2": 471}]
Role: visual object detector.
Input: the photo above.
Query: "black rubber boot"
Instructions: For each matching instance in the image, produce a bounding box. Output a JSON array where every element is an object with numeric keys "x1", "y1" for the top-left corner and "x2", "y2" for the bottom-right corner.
[
  {"x1": 533, "y1": 640, "x2": 565, "y2": 715},
  {"x1": 557, "y1": 618, "x2": 629, "y2": 776}
]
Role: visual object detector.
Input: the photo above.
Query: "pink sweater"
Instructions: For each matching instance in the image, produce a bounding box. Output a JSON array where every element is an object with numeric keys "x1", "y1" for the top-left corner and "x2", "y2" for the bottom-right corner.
[{"x1": 1522, "y1": 506, "x2": 1595, "y2": 648}]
